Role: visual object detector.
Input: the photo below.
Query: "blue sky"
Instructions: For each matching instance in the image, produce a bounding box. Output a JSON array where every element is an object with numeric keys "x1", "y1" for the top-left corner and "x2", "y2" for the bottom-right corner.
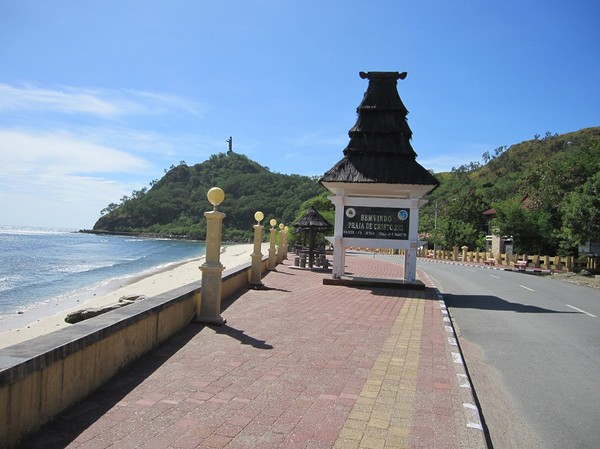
[{"x1": 1, "y1": 0, "x2": 598, "y2": 229}]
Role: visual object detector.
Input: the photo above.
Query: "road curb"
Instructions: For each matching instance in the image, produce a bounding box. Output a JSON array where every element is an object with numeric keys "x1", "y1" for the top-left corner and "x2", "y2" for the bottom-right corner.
[{"x1": 419, "y1": 268, "x2": 492, "y2": 448}]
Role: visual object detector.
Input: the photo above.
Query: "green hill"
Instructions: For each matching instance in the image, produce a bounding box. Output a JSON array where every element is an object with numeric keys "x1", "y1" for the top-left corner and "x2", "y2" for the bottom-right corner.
[
  {"x1": 419, "y1": 126, "x2": 600, "y2": 255},
  {"x1": 92, "y1": 153, "x2": 325, "y2": 241},
  {"x1": 92, "y1": 126, "x2": 599, "y2": 254}
]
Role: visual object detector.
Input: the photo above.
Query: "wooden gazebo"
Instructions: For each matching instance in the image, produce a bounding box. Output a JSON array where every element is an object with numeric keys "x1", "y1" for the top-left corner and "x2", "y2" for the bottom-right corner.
[{"x1": 292, "y1": 206, "x2": 333, "y2": 268}]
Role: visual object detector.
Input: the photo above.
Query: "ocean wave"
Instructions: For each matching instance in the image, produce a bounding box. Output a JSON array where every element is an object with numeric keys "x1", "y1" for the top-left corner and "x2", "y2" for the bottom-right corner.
[
  {"x1": 0, "y1": 275, "x2": 24, "y2": 293},
  {"x1": 0, "y1": 230, "x2": 205, "y2": 317},
  {"x1": 0, "y1": 226, "x2": 75, "y2": 236},
  {"x1": 49, "y1": 262, "x2": 117, "y2": 274}
]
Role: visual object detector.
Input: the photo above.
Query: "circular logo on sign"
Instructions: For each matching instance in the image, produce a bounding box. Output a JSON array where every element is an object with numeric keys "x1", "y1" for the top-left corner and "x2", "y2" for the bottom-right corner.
[
  {"x1": 345, "y1": 207, "x2": 356, "y2": 218},
  {"x1": 398, "y1": 210, "x2": 408, "y2": 221}
]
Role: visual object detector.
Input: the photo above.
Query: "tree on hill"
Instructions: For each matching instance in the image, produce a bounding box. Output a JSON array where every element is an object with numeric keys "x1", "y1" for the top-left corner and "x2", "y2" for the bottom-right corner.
[
  {"x1": 418, "y1": 126, "x2": 600, "y2": 255},
  {"x1": 490, "y1": 197, "x2": 555, "y2": 254},
  {"x1": 562, "y1": 171, "x2": 600, "y2": 248},
  {"x1": 93, "y1": 153, "x2": 325, "y2": 241}
]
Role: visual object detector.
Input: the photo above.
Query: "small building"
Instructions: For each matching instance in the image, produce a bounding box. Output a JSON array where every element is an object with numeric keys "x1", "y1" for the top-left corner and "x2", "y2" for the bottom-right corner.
[
  {"x1": 483, "y1": 194, "x2": 529, "y2": 254},
  {"x1": 319, "y1": 71, "x2": 439, "y2": 283}
]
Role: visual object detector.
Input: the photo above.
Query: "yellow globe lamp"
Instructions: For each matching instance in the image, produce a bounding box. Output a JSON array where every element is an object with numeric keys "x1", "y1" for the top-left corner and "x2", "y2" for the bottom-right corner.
[
  {"x1": 207, "y1": 187, "x2": 225, "y2": 210},
  {"x1": 254, "y1": 211, "x2": 264, "y2": 224},
  {"x1": 270, "y1": 218, "x2": 277, "y2": 228},
  {"x1": 279, "y1": 223, "x2": 285, "y2": 230}
]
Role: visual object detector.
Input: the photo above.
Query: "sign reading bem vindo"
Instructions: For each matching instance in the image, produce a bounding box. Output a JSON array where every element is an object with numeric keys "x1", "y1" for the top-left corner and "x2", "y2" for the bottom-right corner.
[{"x1": 343, "y1": 206, "x2": 410, "y2": 240}]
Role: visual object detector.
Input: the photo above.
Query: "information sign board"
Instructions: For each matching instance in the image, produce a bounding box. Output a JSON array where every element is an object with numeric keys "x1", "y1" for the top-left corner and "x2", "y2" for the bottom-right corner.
[{"x1": 343, "y1": 206, "x2": 410, "y2": 240}]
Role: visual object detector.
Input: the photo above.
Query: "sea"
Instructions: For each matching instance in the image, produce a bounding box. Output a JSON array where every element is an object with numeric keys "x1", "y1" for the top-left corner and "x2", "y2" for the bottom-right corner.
[{"x1": 0, "y1": 226, "x2": 205, "y2": 328}]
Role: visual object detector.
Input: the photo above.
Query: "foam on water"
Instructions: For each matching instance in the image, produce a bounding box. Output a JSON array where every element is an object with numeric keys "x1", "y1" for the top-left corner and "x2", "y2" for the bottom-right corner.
[{"x1": 0, "y1": 226, "x2": 205, "y2": 317}]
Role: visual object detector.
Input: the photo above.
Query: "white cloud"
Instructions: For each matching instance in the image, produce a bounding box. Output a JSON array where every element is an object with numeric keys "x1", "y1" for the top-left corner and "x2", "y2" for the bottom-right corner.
[
  {"x1": 417, "y1": 141, "x2": 491, "y2": 173},
  {"x1": 0, "y1": 83, "x2": 204, "y2": 118},
  {"x1": 0, "y1": 130, "x2": 150, "y2": 175},
  {"x1": 0, "y1": 82, "x2": 210, "y2": 228},
  {"x1": 0, "y1": 175, "x2": 138, "y2": 229},
  {"x1": 0, "y1": 130, "x2": 152, "y2": 228}
]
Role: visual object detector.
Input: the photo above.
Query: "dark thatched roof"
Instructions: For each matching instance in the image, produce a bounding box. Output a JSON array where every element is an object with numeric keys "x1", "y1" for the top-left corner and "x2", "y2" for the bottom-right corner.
[
  {"x1": 293, "y1": 206, "x2": 332, "y2": 231},
  {"x1": 320, "y1": 71, "x2": 439, "y2": 189},
  {"x1": 321, "y1": 153, "x2": 439, "y2": 185}
]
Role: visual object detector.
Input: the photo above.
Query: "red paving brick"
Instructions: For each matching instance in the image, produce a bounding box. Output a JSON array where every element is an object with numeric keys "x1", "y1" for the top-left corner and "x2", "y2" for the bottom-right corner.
[{"x1": 19, "y1": 253, "x2": 487, "y2": 449}]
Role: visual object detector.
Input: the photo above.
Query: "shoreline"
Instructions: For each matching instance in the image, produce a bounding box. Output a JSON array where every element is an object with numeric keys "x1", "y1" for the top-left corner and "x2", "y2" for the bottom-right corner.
[{"x1": 0, "y1": 243, "x2": 266, "y2": 349}]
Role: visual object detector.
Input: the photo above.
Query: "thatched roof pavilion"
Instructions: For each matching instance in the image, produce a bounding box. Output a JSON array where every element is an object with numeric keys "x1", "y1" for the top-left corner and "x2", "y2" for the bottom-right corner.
[
  {"x1": 320, "y1": 71, "x2": 439, "y2": 189},
  {"x1": 293, "y1": 206, "x2": 332, "y2": 268},
  {"x1": 319, "y1": 71, "x2": 439, "y2": 283},
  {"x1": 293, "y1": 206, "x2": 332, "y2": 232}
]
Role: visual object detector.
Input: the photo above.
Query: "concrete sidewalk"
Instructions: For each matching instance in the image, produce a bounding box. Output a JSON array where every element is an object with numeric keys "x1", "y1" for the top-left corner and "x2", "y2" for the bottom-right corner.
[{"x1": 20, "y1": 254, "x2": 487, "y2": 449}]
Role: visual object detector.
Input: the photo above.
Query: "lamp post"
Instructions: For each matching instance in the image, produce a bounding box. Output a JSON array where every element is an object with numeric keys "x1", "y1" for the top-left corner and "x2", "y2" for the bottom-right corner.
[
  {"x1": 250, "y1": 211, "x2": 264, "y2": 286},
  {"x1": 195, "y1": 187, "x2": 226, "y2": 325},
  {"x1": 268, "y1": 218, "x2": 277, "y2": 270},
  {"x1": 277, "y1": 223, "x2": 285, "y2": 263},
  {"x1": 283, "y1": 226, "x2": 289, "y2": 260}
]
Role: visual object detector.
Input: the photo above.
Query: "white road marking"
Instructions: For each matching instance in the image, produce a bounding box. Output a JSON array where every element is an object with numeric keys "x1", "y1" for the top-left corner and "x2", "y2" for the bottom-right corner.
[
  {"x1": 519, "y1": 285, "x2": 535, "y2": 291},
  {"x1": 566, "y1": 304, "x2": 597, "y2": 318},
  {"x1": 452, "y1": 352, "x2": 463, "y2": 364},
  {"x1": 445, "y1": 325, "x2": 454, "y2": 333},
  {"x1": 489, "y1": 274, "x2": 501, "y2": 279},
  {"x1": 456, "y1": 373, "x2": 471, "y2": 389},
  {"x1": 463, "y1": 403, "x2": 484, "y2": 430},
  {"x1": 448, "y1": 337, "x2": 457, "y2": 346}
]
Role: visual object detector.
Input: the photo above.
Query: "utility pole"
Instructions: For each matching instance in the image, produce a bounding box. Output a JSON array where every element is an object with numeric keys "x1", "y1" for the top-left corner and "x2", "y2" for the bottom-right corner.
[{"x1": 434, "y1": 200, "x2": 439, "y2": 256}]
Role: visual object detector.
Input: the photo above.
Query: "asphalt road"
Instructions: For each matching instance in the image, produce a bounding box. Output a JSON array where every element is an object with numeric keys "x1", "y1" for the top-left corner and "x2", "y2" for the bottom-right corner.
[{"x1": 406, "y1": 259, "x2": 600, "y2": 449}]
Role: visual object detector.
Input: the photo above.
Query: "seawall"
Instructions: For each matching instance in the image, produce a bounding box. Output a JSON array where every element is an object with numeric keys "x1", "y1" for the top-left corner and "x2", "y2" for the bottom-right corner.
[{"x1": 0, "y1": 257, "x2": 268, "y2": 449}]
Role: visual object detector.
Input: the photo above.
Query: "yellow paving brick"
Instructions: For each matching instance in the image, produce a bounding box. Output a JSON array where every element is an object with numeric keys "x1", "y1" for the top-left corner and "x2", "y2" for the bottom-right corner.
[
  {"x1": 370, "y1": 410, "x2": 391, "y2": 421},
  {"x1": 388, "y1": 426, "x2": 410, "y2": 437},
  {"x1": 340, "y1": 427, "x2": 364, "y2": 440},
  {"x1": 374, "y1": 395, "x2": 394, "y2": 405},
  {"x1": 373, "y1": 402, "x2": 394, "y2": 412},
  {"x1": 385, "y1": 439, "x2": 409, "y2": 449},
  {"x1": 377, "y1": 389, "x2": 397, "y2": 399},
  {"x1": 346, "y1": 419, "x2": 368, "y2": 430},
  {"x1": 381, "y1": 381, "x2": 399, "y2": 391},
  {"x1": 356, "y1": 396, "x2": 376, "y2": 406},
  {"x1": 335, "y1": 298, "x2": 424, "y2": 449},
  {"x1": 334, "y1": 438, "x2": 360, "y2": 449},
  {"x1": 349, "y1": 410, "x2": 371, "y2": 421},
  {"x1": 354, "y1": 403, "x2": 374, "y2": 413},
  {"x1": 368, "y1": 418, "x2": 390, "y2": 429},
  {"x1": 360, "y1": 390, "x2": 378, "y2": 399},
  {"x1": 360, "y1": 435, "x2": 386, "y2": 449}
]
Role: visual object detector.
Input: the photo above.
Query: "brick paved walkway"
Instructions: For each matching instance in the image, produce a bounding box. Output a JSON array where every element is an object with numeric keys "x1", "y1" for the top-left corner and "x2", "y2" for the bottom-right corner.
[{"x1": 21, "y1": 254, "x2": 486, "y2": 449}]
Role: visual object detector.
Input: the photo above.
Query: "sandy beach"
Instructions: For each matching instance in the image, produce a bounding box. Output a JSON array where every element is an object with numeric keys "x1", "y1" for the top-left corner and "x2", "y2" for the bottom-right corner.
[{"x1": 0, "y1": 243, "x2": 268, "y2": 349}]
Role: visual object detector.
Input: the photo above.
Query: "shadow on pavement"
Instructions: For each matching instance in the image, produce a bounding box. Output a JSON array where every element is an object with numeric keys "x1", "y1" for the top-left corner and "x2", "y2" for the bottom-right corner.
[
  {"x1": 209, "y1": 324, "x2": 273, "y2": 350},
  {"x1": 18, "y1": 323, "x2": 206, "y2": 449},
  {"x1": 444, "y1": 294, "x2": 578, "y2": 314}
]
